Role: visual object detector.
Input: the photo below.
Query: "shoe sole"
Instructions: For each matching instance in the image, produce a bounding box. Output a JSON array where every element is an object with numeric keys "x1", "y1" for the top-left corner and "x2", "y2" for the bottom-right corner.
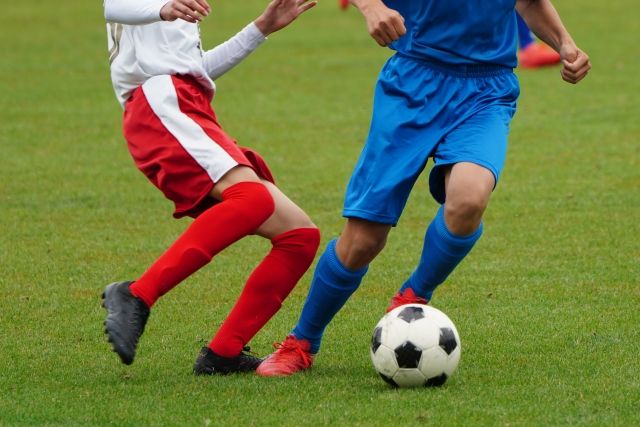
[
  {"x1": 256, "y1": 366, "x2": 311, "y2": 377},
  {"x1": 255, "y1": 358, "x2": 312, "y2": 377}
]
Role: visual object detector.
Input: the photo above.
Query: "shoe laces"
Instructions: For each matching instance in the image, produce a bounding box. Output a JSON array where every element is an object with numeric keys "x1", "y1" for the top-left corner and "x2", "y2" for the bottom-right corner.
[{"x1": 272, "y1": 337, "x2": 313, "y2": 367}]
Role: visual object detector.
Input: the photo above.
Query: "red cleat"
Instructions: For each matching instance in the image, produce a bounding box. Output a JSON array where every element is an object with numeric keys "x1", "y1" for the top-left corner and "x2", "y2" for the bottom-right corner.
[
  {"x1": 518, "y1": 42, "x2": 561, "y2": 69},
  {"x1": 256, "y1": 335, "x2": 314, "y2": 377},
  {"x1": 386, "y1": 288, "x2": 429, "y2": 313},
  {"x1": 339, "y1": 0, "x2": 349, "y2": 10}
]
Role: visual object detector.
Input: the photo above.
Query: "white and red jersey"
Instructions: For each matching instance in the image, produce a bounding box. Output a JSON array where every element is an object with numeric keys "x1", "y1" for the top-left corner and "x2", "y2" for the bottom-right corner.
[{"x1": 104, "y1": 0, "x2": 266, "y2": 107}]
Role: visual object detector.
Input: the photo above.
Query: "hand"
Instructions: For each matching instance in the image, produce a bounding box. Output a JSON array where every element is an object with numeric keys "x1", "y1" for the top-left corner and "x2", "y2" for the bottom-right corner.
[
  {"x1": 559, "y1": 43, "x2": 591, "y2": 84},
  {"x1": 254, "y1": 0, "x2": 317, "y2": 36},
  {"x1": 160, "y1": 0, "x2": 211, "y2": 23},
  {"x1": 356, "y1": 0, "x2": 405, "y2": 47}
]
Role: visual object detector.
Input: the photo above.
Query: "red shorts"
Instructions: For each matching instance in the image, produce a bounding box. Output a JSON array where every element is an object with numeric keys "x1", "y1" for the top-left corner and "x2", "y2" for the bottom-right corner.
[{"x1": 123, "y1": 75, "x2": 275, "y2": 218}]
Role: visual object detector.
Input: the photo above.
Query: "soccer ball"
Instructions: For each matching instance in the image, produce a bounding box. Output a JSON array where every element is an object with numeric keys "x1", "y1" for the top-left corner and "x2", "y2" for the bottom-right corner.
[{"x1": 370, "y1": 304, "x2": 461, "y2": 388}]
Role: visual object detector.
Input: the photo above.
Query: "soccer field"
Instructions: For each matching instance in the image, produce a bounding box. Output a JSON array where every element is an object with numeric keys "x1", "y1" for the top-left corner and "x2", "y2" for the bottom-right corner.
[{"x1": 1, "y1": 0, "x2": 638, "y2": 425}]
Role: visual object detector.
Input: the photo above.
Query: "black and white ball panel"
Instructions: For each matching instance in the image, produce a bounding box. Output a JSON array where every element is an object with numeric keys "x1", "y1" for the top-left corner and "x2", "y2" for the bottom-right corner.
[
  {"x1": 371, "y1": 326, "x2": 383, "y2": 353},
  {"x1": 439, "y1": 327, "x2": 458, "y2": 355},
  {"x1": 370, "y1": 345, "x2": 398, "y2": 378},
  {"x1": 396, "y1": 305, "x2": 426, "y2": 323},
  {"x1": 419, "y1": 346, "x2": 448, "y2": 379},
  {"x1": 393, "y1": 369, "x2": 428, "y2": 388},
  {"x1": 379, "y1": 313, "x2": 412, "y2": 350},
  {"x1": 394, "y1": 341, "x2": 423, "y2": 369}
]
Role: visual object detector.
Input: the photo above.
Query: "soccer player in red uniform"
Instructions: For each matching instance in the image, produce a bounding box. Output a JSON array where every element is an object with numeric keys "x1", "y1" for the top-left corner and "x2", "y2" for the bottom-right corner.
[{"x1": 101, "y1": 0, "x2": 320, "y2": 375}]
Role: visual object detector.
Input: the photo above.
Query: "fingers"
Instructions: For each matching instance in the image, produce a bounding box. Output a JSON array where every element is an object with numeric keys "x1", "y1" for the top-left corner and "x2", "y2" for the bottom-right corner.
[
  {"x1": 392, "y1": 14, "x2": 406, "y2": 38},
  {"x1": 561, "y1": 62, "x2": 591, "y2": 84},
  {"x1": 371, "y1": 19, "x2": 405, "y2": 46},
  {"x1": 298, "y1": 0, "x2": 318, "y2": 13},
  {"x1": 162, "y1": 0, "x2": 210, "y2": 23},
  {"x1": 289, "y1": 0, "x2": 317, "y2": 15},
  {"x1": 561, "y1": 51, "x2": 591, "y2": 84},
  {"x1": 193, "y1": 0, "x2": 211, "y2": 15},
  {"x1": 562, "y1": 51, "x2": 589, "y2": 72},
  {"x1": 271, "y1": 0, "x2": 316, "y2": 16},
  {"x1": 367, "y1": 9, "x2": 406, "y2": 47},
  {"x1": 254, "y1": 0, "x2": 317, "y2": 35}
]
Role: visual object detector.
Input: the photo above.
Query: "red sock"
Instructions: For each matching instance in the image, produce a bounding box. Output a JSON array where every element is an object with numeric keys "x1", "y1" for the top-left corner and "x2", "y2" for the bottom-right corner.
[
  {"x1": 209, "y1": 227, "x2": 321, "y2": 357},
  {"x1": 129, "y1": 182, "x2": 275, "y2": 308}
]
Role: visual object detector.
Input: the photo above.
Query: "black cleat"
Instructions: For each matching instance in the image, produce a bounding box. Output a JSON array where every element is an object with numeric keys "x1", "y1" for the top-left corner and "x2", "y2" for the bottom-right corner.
[
  {"x1": 193, "y1": 346, "x2": 262, "y2": 375},
  {"x1": 102, "y1": 281, "x2": 150, "y2": 365}
]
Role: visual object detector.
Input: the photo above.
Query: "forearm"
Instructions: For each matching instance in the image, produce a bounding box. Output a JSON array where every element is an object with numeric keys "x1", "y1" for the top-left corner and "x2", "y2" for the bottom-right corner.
[
  {"x1": 516, "y1": 0, "x2": 573, "y2": 52},
  {"x1": 350, "y1": 0, "x2": 385, "y2": 14},
  {"x1": 104, "y1": 0, "x2": 168, "y2": 25},
  {"x1": 202, "y1": 23, "x2": 267, "y2": 80}
]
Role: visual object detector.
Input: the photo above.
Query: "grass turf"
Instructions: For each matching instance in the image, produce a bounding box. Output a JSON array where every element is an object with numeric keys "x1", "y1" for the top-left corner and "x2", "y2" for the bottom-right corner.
[{"x1": 1, "y1": 0, "x2": 638, "y2": 425}]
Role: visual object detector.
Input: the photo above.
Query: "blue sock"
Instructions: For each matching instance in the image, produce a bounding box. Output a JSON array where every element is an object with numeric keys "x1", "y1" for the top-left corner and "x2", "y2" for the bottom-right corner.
[
  {"x1": 516, "y1": 13, "x2": 535, "y2": 50},
  {"x1": 292, "y1": 239, "x2": 368, "y2": 353},
  {"x1": 400, "y1": 206, "x2": 483, "y2": 301}
]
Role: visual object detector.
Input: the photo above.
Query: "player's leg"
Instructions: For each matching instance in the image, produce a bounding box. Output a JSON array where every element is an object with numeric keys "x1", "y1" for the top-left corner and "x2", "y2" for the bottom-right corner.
[
  {"x1": 104, "y1": 166, "x2": 274, "y2": 365},
  {"x1": 196, "y1": 181, "x2": 320, "y2": 374},
  {"x1": 294, "y1": 218, "x2": 391, "y2": 342},
  {"x1": 389, "y1": 163, "x2": 492, "y2": 311},
  {"x1": 442, "y1": 162, "x2": 494, "y2": 235},
  {"x1": 257, "y1": 218, "x2": 390, "y2": 376},
  {"x1": 103, "y1": 75, "x2": 275, "y2": 365},
  {"x1": 129, "y1": 166, "x2": 272, "y2": 306},
  {"x1": 393, "y1": 70, "x2": 518, "y2": 308},
  {"x1": 257, "y1": 55, "x2": 439, "y2": 376}
]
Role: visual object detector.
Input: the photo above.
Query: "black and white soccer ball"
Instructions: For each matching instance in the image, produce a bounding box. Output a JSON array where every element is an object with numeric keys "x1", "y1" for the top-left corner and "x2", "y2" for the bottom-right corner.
[{"x1": 370, "y1": 304, "x2": 461, "y2": 388}]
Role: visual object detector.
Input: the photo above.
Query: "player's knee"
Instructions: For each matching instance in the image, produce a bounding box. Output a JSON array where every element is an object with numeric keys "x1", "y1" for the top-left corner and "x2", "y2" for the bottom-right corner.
[
  {"x1": 448, "y1": 192, "x2": 488, "y2": 216},
  {"x1": 251, "y1": 183, "x2": 276, "y2": 223},
  {"x1": 444, "y1": 193, "x2": 488, "y2": 235},
  {"x1": 339, "y1": 232, "x2": 387, "y2": 269},
  {"x1": 223, "y1": 181, "x2": 275, "y2": 226},
  {"x1": 295, "y1": 226, "x2": 321, "y2": 261}
]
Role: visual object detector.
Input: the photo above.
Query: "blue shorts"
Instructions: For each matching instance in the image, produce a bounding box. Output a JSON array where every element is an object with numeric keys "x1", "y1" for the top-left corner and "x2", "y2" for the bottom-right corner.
[{"x1": 343, "y1": 53, "x2": 520, "y2": 225}]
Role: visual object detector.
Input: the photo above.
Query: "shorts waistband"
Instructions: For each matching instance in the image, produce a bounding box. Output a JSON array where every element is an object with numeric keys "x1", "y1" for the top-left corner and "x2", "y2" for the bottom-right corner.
[{"x1": 395, "y1": 52, "x2": 514, "y2": 77}]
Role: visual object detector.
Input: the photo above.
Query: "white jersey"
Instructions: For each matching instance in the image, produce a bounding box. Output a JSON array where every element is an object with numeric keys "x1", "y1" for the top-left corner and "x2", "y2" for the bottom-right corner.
[{"x1": 105, "y1": 0, "x2": 266, "y2": 107}]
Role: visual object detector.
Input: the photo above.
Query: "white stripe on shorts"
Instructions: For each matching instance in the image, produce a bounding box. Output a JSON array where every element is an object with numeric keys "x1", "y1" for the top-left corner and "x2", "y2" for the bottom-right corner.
[{"x1": 141, "y1": 75, "x2": 238, "y2": 183}]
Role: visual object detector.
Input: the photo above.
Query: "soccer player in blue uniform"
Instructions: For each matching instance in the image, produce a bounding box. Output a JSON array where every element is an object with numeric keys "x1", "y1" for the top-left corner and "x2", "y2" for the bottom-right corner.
[{"x1": 257, "y1": 0, "x2": 591, "y2": 376}]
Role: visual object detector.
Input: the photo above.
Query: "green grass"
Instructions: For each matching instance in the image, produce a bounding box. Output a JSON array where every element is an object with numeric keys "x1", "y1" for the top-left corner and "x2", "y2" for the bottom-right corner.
[{"x1": 1, "y1": 0, "x2": 639, "y2": 425}]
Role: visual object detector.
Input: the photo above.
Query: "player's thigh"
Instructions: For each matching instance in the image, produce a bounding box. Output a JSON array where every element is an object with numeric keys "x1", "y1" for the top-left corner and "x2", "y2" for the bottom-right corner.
[
  {"x1": 429, "y1": 103, "x2": 515, "y2": 205},
  {"x1": 344, "y1": 111, "x2": 433, "y2": 225},
  {"x1": 209, "y1": 146, "x2": 278, "y2": 200},
  {"x1": 255, "y1": 181, "x2": 316, "y2": 240},
  {"x1": 209, "y1": 165, "x2": 262, "y2": 200}
]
